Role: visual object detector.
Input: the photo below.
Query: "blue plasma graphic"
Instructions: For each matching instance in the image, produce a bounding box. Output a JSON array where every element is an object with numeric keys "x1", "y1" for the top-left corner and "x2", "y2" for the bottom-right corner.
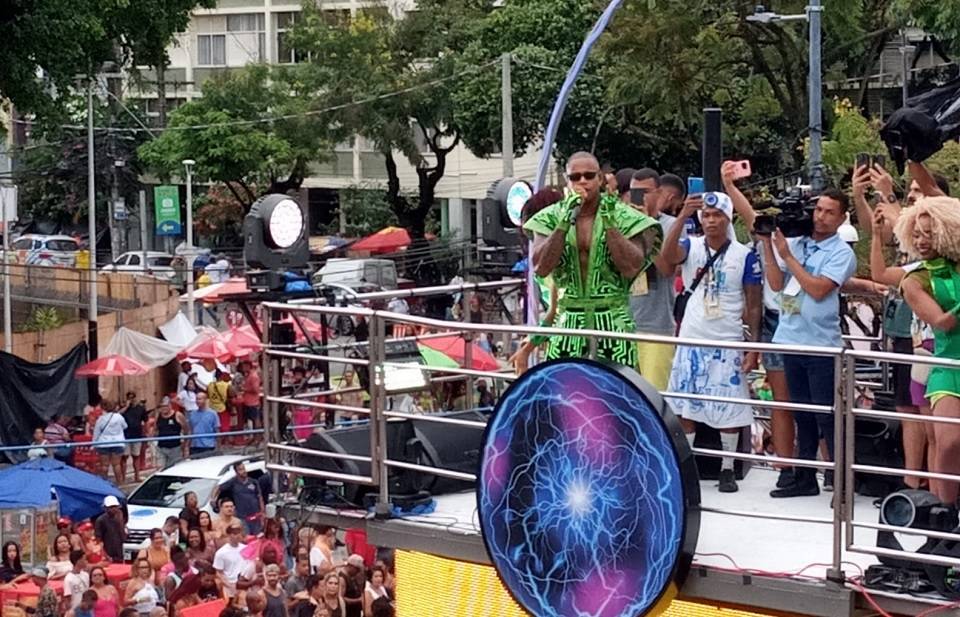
[{"x1": 478, "y1": 360, "x2": 696, "y2": 617}]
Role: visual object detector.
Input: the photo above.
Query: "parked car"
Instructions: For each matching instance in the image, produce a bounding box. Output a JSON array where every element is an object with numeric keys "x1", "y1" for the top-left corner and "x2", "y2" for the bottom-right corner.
[
  {"x1": 11, "y1": 234, "x2": 80, "y2": 267},
  {"x1": 122, "y1": 454, "x2": 266, "y2": 556},
  {"x1": 314, "y1": 258, "x2": 398, "y2": 290},
  {"x1": 102, "y1": 251, "x2": 177, "y2": 280}
]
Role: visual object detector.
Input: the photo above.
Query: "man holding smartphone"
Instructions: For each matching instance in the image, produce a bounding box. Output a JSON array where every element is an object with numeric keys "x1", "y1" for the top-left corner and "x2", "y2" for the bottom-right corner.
[
  {"x1": 627, "y1": 168, "x2": 685, "y2": 390},
  {"x1": 525, "y1": 152, "x2": 662, "y2": 366}
]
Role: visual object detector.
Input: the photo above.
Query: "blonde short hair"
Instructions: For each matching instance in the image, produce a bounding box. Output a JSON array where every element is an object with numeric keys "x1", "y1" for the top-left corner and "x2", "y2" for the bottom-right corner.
[{"x1": 893, "y1": 196, "x2": 960, "y2": 262}]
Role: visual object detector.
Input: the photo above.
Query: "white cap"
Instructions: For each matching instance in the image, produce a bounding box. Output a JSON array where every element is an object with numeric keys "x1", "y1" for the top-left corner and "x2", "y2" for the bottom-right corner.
[
  {"x1": 838, "y1": 214, "x2": 859, "y2": 243},
  {"x1": 698, "y1": 192, "x2": 734, "y2": 222},
  {"x1": 103, "y1": 495, "x2": 120, "y2": 508}
]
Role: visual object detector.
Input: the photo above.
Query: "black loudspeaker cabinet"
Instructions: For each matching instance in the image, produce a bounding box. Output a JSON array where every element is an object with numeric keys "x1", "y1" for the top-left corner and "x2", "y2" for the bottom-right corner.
[
  {"x1": 269, "y1": 321, "x2": 296, "y2": 346},
  {"x1": 298, "y1": 410, "x2": 488, "y2": 506},
  {"x1": 856, "y1": 392, "x2": 904, "y2": 497},
  {"x1": 693, "y1": 424, "x2": 751, "y2": 481}
]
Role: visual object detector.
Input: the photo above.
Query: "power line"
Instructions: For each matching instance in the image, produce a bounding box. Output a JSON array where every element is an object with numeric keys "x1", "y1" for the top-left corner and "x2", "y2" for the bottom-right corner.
[{"x1": 11, "y1": 60, "x2": 501, "y2": 135}]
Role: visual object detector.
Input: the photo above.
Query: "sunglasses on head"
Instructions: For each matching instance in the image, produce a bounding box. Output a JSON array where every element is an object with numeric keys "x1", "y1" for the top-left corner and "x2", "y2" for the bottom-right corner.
[{"x1": 568, "y1": 171, "x2": 599, "y2": 182}]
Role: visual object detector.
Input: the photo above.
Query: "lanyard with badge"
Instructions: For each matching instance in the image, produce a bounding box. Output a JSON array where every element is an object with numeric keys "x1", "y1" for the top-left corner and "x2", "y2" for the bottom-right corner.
[
  {"x1": 703, "y1": 242, "x2": 729, "y2": 319},
  {"x1": 781, "y1": 240, "x2": 817, "y2": 315}
]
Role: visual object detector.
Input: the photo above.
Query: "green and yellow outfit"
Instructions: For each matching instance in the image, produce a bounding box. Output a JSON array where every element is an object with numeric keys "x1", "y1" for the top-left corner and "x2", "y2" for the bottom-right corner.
[
  {"x1": 523, "y1": 193, "x2": 661, "y2": 366},
  {"x1": 905, "y1": 257, "x2": 960, "y2": 406}
]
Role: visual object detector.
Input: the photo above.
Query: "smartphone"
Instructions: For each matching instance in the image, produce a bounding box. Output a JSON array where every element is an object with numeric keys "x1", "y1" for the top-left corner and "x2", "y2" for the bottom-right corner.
[
  {"x1": 687, "y1": 177, "x2": 705, "y2": 196},
  {"x1": 855, "y1": 152, "x2": 871, "y2": 170},
  {"x1": 872, "y1": 153, "x2": 886, "y2": 169},
  {"x1": 629, "y1": 187, "x2": 647, "y2": 207},
  {"x1": 731, "y1": 160, "x2": 752, "y2": 180}
]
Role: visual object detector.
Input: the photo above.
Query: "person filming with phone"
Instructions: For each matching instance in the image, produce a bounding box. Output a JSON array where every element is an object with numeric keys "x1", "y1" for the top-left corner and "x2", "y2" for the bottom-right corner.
[
  {"x1": 759, "y1": 189, "x2": 857, "y2": 499},
  {"x1": 525, "y1": 152, "x2": 662, "y2": 366}
]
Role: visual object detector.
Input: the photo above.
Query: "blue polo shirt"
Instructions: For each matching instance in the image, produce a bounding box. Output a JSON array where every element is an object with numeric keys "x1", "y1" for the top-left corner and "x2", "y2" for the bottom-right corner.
[
  {"x1": 188, "y1": 408, "x2": 219, "y2": 449},
  {"x1": 771, "y1": 233, "x2": 856, "y2": 348}
]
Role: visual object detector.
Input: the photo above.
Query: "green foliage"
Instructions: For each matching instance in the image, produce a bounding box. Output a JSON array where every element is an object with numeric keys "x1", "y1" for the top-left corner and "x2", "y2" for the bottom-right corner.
[
  {"x1": 19, "y1": 307, "x2": 65, "y2": 333},
  {"x1": 893, "y1": 0, "x2": 960, "y2": 53},
  {"x1": 0, "y1": 0, "x2": 214, "y2": 116},
  {"x1": 15, "y1": 95, "x2": 148, "y2": 227},
  {"x1": 925, "y1": 141, "x2": 960, "y2": 194},
  {"x1": 334, "y1": 184, "x2": 399, "y2": 237},
  {"x1": 817, "y1": 99, "x2": 887, "y2": 183},
  {"x1": 138, "y1": 65, "x2": 339, "y2": 208}
]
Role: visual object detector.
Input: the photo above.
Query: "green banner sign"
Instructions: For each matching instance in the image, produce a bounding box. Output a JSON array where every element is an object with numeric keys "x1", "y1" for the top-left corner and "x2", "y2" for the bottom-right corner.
[{"x1": 154, "y1": 185, "x2": 182, "y2": 236}]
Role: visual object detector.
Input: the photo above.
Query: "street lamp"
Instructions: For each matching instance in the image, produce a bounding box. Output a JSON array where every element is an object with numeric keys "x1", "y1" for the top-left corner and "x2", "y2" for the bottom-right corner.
[
  {"x1": 182, "y1": 159, "x2": 196, "y2": 325},
  {"x1": 746, "y1": 2, "x2": 825, "y2": 193}
]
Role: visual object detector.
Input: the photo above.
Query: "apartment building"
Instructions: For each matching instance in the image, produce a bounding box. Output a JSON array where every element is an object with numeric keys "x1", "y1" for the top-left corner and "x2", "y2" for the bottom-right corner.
[{"x1": 130, "y1": 0, "x2": 549, "y2": 240}]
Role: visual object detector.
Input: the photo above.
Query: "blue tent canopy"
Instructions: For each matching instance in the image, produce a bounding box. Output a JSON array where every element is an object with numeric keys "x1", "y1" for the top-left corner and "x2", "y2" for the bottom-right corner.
[{"x1": 0, "y1": 458, "x2": 124, "y2": 521}]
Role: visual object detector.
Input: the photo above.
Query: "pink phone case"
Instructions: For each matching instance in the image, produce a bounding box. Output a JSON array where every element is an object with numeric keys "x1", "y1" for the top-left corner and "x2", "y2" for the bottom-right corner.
[{"x1": 732, "y1": 160, "x2": 752, "y2": 179}]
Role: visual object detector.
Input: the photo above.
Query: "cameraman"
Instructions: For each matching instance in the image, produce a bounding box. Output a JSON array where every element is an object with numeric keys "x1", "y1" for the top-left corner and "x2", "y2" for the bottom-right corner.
[{"x1": 760, "y1": 189, "x2": 857, "y2": 499}]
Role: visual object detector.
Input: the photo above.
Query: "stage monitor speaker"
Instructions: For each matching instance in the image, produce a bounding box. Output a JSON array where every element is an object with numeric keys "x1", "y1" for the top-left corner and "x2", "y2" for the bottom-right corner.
[
  {"x1": 692, "y1": 423, "x2": 751, "y2": 481},
  {"x1": 299, "y1": 419, "x2": 421, "y2": 506},
  {"x1": 269, "y1": 321, "x2": 296, "y2": 346},
  {"x1": 410, "y1": 410, "x2": 487, "y2": 495}
]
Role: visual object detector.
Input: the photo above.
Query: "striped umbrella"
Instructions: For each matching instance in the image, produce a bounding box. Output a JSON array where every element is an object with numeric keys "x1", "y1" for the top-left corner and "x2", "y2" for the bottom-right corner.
[{"x1": 75, "y1": 354, "x2": 150, "y2": 377}]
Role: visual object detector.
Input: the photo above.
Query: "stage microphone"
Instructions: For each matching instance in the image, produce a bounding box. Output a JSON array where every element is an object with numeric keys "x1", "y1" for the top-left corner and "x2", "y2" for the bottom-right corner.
[{"x1": 702, "y1": 108, "x2": 723, "y2": 192}]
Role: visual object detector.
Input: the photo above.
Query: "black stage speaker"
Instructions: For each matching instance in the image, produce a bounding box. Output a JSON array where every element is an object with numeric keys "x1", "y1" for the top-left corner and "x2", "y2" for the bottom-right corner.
[
  {"x1": 692, "y1": 424, "x2": 751, "y2": 481},
  {"x1": 297, "y1": 410, "x2": 488, "y2": 506},
  {"x1": 269, "y1": 321, "x2": 296, "y2": 346},
  {"x1": 856, "y1": 391, "x2": 904, "y2": 498}
]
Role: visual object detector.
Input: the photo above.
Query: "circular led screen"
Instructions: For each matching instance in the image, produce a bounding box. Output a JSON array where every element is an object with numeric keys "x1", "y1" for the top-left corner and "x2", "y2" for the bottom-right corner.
[
  {"x1": 268, "y1": 198, "x2": 304, "y2": 249},
  {"x1": 478, "y1": 359, "x2": 700, "y2": 617},
  {"x1": 505, "y1": 181, "x2": 532, "y2": 227}
]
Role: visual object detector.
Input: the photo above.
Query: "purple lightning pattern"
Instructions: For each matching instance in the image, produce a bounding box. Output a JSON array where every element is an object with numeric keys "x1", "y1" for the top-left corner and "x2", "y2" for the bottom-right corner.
[{"x1": 478, "y1": 360, "x2": 694, "y2": 617}]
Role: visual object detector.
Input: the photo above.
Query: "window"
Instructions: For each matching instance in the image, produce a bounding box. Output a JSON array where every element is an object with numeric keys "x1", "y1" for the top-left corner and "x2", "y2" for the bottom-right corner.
[
  {"x1": 226, "y1": 13, "x2": 266, "y2": 62},
  {"x1": 112, "y1": 256, "x2": 128, "y2": 267},
  {"x1": 276, "y1": 12, "x2": 301, "y2": 64},
  {"x1": 149, "y1": 256, "x2": 174, "y2": 267},
  {"x1": 198, "y1": 34, "x2": 226, "y2": 66},
  {"x1": 12, "y1": 238, "x2": 33, "y2": 250},
  {"x1": 128, "y1": 254, "x2": 141, "y2": 266},
  {"x1": 44, "y1": 239, "x2": 78, "y2": 252},
  {"x1": 127, "y1": 476, "x2": 218, "y2": 508}
]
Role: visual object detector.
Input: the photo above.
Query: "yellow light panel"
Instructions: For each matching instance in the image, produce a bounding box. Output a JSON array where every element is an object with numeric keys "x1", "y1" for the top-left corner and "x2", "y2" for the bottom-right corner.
[{"x1": 394, "y1": 551, "x2": 804, "y2": 617}]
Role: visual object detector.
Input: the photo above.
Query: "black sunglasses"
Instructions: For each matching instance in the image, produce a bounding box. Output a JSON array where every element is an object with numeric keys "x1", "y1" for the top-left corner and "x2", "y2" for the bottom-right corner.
[{"x1": 568, "y1": 171, "x2": 599, "y2": 182}]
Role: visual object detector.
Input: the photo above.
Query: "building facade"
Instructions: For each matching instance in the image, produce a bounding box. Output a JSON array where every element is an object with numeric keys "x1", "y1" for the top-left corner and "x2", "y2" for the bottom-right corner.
[{"x1": 129, "y1": 0, "x2": 552, "y2": 241}]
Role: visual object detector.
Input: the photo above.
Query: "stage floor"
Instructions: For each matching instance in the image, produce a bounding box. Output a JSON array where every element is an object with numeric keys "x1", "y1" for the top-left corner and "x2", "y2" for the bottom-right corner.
[{"x1": 395, "y1": 466, "x2": 881, "y2": 580}]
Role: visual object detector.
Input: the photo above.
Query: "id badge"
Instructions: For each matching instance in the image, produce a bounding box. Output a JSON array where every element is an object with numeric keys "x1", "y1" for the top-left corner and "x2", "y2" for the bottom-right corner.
[
  {"x1": 704, "y1": 281, "x2": 722, "y2": 319},
  {"x1": 780, "y1": 277, "x2": 803, "y2": 315},
  {"x1": 630, "y1": 271, "x2": 649, "y2": 296}
]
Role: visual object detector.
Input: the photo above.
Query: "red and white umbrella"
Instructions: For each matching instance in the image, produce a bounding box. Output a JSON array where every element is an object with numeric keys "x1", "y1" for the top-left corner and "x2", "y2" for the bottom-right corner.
[
  {"x1": 351, "y1": 226, "x2": 411, "y2": 254},
  {"x1": 417, "y1": 335, "x2": 499, "y2": 371},
  {"x1": 220, "y1": 325, "x2": 263, "y2": 355},
  {"x1": 75, "y1": 354, "x2": 150, "y2": 377},
  {"x1": 178, "y1": 334, "x2": 236, "y2": 362}
]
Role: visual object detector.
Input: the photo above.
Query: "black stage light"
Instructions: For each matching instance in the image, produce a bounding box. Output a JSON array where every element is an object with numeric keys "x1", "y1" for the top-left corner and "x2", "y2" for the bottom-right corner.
[
  {"x1": 243, "y1": 194, "x2": 310, "y2": 290},
  {"x1": 877, "y1": 489, "x2": 957, "y2": 569}
]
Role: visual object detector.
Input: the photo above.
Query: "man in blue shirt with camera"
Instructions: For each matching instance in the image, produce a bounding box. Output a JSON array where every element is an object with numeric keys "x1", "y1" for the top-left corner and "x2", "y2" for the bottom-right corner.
[{"x1": 760, "y1": 188, "x2": 857, "y2": 498}]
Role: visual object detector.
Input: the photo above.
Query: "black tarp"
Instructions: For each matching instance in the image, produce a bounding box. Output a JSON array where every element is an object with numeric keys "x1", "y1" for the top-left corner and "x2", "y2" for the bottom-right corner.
[{"x1": 0, "y1": 343, "x2": 89, "y2": 463}]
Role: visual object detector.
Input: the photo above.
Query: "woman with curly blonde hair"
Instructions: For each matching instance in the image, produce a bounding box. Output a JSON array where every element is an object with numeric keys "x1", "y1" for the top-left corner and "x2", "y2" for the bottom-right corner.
[{"x1": 896, "y1": 196, "x2": 960, "y2": 505}]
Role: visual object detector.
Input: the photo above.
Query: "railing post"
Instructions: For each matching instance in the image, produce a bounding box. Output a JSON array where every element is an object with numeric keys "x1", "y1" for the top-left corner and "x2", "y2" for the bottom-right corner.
[
  {"x1": 369, "y1": 312, "x2": 391, "y2": 518},
  {"x1": 588, "y1": 333, "x2": 598, "y2": 359},
  {"x1": 843, "y1": 352, "x2": 857, "y2": 558},
  {"x1": 463, "y1": 289, "x2": 475, "y2": 404},
  {"x1": 828, "y1": 351, "x2": 845, "y2": 584},
  {"x1": 261, "y1": 305, "x2": 279, "y2": 494}
]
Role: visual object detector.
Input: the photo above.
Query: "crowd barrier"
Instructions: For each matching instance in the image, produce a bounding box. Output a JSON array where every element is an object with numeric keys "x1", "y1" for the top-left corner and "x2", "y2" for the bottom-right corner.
[{"x1": 259, "y1": 279, "x2": 960, "y2": 597}]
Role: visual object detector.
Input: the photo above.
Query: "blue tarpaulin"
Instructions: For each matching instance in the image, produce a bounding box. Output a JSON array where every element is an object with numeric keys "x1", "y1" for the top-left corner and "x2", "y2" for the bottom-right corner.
[{"x1": 0, "y1": 458, "x2": 124, "y2": 521}]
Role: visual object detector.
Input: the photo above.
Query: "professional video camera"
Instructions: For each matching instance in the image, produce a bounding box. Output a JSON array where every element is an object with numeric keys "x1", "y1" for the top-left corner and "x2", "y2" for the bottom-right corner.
[{"x1": 753, "y1": 186, "x2": 815, "y2": 238}]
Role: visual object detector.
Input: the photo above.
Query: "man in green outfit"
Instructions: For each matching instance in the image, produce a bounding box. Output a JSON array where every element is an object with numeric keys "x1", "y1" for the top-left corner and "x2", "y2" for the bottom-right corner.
[{"x1": 524, "y1": 152, "x2": 662, "y2": 366}]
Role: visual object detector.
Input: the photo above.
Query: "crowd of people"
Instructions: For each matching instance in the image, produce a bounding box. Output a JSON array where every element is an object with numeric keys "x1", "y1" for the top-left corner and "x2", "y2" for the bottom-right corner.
[
  {"x1": 0, "y1": 494, "x2": 396, "y2": 617},
  {"x1": 522, "y1": 150, "x2": 957, "y2": 502}
]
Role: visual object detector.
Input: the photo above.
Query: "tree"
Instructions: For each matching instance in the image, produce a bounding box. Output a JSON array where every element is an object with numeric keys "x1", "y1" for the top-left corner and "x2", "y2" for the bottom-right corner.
[
  {"x1": 138, "y1": 64, "x2": 340, "y2": 210},
  {"x1": 333, "y1": 184, "x2": 399, "y2": 237},
  {"x1": 0, "y1": 0, "x2": 213, "y2": 117},
  {"x1": 15, "y1": 96, "x2": 148, "y2": 228}
]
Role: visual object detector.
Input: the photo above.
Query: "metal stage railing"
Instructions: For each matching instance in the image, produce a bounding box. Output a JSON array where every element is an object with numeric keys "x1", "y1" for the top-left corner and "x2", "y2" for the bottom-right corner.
[{"x1": 259, "y1": 279, "x2": 960, "y2": 609}]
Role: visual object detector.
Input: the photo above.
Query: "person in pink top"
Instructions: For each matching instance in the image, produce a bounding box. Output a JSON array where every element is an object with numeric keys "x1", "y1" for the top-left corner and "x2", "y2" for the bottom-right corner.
[{"x1": 241, "y1": 361, "x2": 263, "y2": 444}]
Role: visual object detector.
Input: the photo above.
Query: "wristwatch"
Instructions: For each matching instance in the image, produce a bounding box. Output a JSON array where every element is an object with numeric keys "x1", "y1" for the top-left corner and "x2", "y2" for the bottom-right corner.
[{"x1": 885, "y1": 193, "x2": 898, "y2": 204}]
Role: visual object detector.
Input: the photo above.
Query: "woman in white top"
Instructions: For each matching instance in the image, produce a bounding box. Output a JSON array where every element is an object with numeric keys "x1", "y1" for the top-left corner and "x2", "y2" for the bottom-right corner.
[
  {"x1": 124, "y1": 558, "x2": 159, "y2": 617},
  {"x1": 178, "y1": 376, "x2": 200, "y2": 413},
  {"x1": 27, "y1": 427, "x2": 50, "y2": 460},
  {"x1": 363, "y1": 566, "x2": 390, "y2": 616},
  {"x1": 92, "y1": 399, "x2": 127, "y2": 486}
]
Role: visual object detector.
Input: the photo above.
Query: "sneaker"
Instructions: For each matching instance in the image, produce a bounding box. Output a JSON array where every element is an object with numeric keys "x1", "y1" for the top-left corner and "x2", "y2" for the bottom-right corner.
[
  {"x1": 718, "y1": 469, "x2": 738, "y2": 493},
  {"x1": 823, "y1": 470, "x2": 834, "y2": 492},
  {"x1": 770, "y1": 480, "x2": 820, "y2": 498},
  {"x1": 776, "y1": 468, "x2": 795, "y2": 489}
]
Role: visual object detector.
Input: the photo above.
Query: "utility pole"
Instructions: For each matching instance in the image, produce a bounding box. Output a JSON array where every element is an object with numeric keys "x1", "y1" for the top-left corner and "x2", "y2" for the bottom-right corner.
[
  {"x1": 183, "y1": 159, "x2": 196, "y2": 325},
  {"x1": 1, "y1": 185, "x2": 12, "y2": 353},
  {"x1": 807, "y1": 0, "x2": 825, "y2": 193},
  {"x1": 87, "y1": 78, "x2": 99, "y2": 364},
  {"x1": 501, "y1": 52, "x2": 514, "y2": 177},
  {"x1": 139, "y1": 190, "x2": 148, "y2": 272}
]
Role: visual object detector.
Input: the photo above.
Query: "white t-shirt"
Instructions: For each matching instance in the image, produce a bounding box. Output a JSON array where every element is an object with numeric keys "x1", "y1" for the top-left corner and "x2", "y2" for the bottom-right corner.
[
  {"x1": 93, "y1": 412, "x2": 128, "y2": 445},
  {"x1": 309, "y1": 546, "x2": 330, "y2": 574},
  {"x1": 678, "y1": 237, "x2": 762, "y2": 341},
  {"x1": 64, "y1": 571, "x2": 90, "y2": 608},
  {"x1": 213, "y1": 543, "x2": 249, "y2": 589}
]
